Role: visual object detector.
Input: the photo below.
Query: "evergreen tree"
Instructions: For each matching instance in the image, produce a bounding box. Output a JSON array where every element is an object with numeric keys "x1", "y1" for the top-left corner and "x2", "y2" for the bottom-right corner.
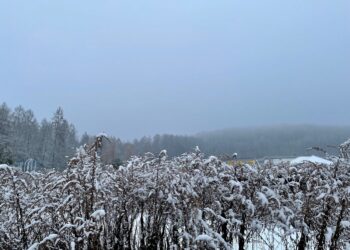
[
  {"x1": 0, "y1": 103, "x2": 13, "y2": 164},
  {"x1": 51, "y1": 107, "x2": 70, "y2": 169},
  {"x1": 10, "y1": 106, "x2": 39, "y2": 162},
  {"x1": 37, "y1": 119, "x2": 54, "y2": 167}
]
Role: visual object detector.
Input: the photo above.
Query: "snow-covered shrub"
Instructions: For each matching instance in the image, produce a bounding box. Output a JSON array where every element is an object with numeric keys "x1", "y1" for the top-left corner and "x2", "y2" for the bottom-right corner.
[{"x1": 0, "y1": 137, "x2": 349, "y2": 250}]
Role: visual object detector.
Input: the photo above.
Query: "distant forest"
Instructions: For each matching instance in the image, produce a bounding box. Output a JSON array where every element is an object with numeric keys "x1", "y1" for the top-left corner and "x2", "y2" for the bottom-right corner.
[
  {"x1": 0, "y1": 103, "x2": 78, "y2": 169},
  {"x1": 1, "y1": 102, "x2": 350, "y2": 169},
  {"x1": 98, "y1": 125, "x2": 350, "y2": 164}
]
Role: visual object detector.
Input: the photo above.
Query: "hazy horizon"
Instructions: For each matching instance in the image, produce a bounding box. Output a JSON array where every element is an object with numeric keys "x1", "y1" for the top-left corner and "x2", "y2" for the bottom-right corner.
[
  {"x1": 1, "y1": 0, "x2": 349, "y2": 140},
  {"x1": 3, "y1": 100, "x2": 350, "y2": 141}
]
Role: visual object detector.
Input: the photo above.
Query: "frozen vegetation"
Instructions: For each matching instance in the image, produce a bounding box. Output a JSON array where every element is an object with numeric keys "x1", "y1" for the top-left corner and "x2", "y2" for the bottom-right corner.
[{"x1": 0, "y1": 135, "x2": 350, "y2": 250}]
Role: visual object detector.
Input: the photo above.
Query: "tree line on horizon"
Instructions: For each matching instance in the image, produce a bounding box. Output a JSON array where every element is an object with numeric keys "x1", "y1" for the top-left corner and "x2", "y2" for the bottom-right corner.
[
  {"x1": 1, "y1": 103, "x2": 350, "y2": 169},
  {"x1": 97, "y1": 125, "x2": 350, "y2": 165},
  {"x1": 0, "y1": 103, "x2": 78, "y2": 169}
]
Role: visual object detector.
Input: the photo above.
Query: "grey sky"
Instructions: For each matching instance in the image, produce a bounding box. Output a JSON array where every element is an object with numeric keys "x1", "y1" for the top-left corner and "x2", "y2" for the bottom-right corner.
[{"x1": 1, "y1": 0, "x2": 349, "y2": 140}]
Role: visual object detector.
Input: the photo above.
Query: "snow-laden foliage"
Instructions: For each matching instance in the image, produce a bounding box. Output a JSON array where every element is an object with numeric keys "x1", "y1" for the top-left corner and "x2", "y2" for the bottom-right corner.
[{"x1": 0, "y1": 137, "x2": 350, "y2": 250}]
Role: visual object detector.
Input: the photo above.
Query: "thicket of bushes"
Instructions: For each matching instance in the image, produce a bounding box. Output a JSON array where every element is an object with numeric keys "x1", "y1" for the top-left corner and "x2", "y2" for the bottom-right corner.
[{"x1": 0, "y1": 136, "x2": 349, "y2": 250}]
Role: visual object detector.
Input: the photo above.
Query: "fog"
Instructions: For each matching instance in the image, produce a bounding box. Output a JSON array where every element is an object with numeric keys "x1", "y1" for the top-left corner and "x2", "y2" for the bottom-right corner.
[{"x1": 1, "y1": 0, "x2": 349, "y2": 139}]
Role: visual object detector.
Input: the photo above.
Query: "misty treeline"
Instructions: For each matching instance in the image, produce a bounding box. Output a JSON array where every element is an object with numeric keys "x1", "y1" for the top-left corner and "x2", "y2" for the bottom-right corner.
[
  {"x1": 2, "y1": 102, "x2": 350, "y2": 170},
  {"x1": 0, "y1": 103, "x2": 78, "y2": 169},
  {"x1": 98, "y1": 126, "x2": 350, "y2": 164},
  {"x1": 0, "y1": 135, "x2": 349, "y2": 249}
]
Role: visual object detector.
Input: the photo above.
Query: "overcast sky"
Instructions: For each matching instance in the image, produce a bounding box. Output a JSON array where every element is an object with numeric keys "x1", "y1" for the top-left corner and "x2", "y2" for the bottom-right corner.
[{"x1": 1, "y1": 0, "x2": 349, "y2": 140}]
